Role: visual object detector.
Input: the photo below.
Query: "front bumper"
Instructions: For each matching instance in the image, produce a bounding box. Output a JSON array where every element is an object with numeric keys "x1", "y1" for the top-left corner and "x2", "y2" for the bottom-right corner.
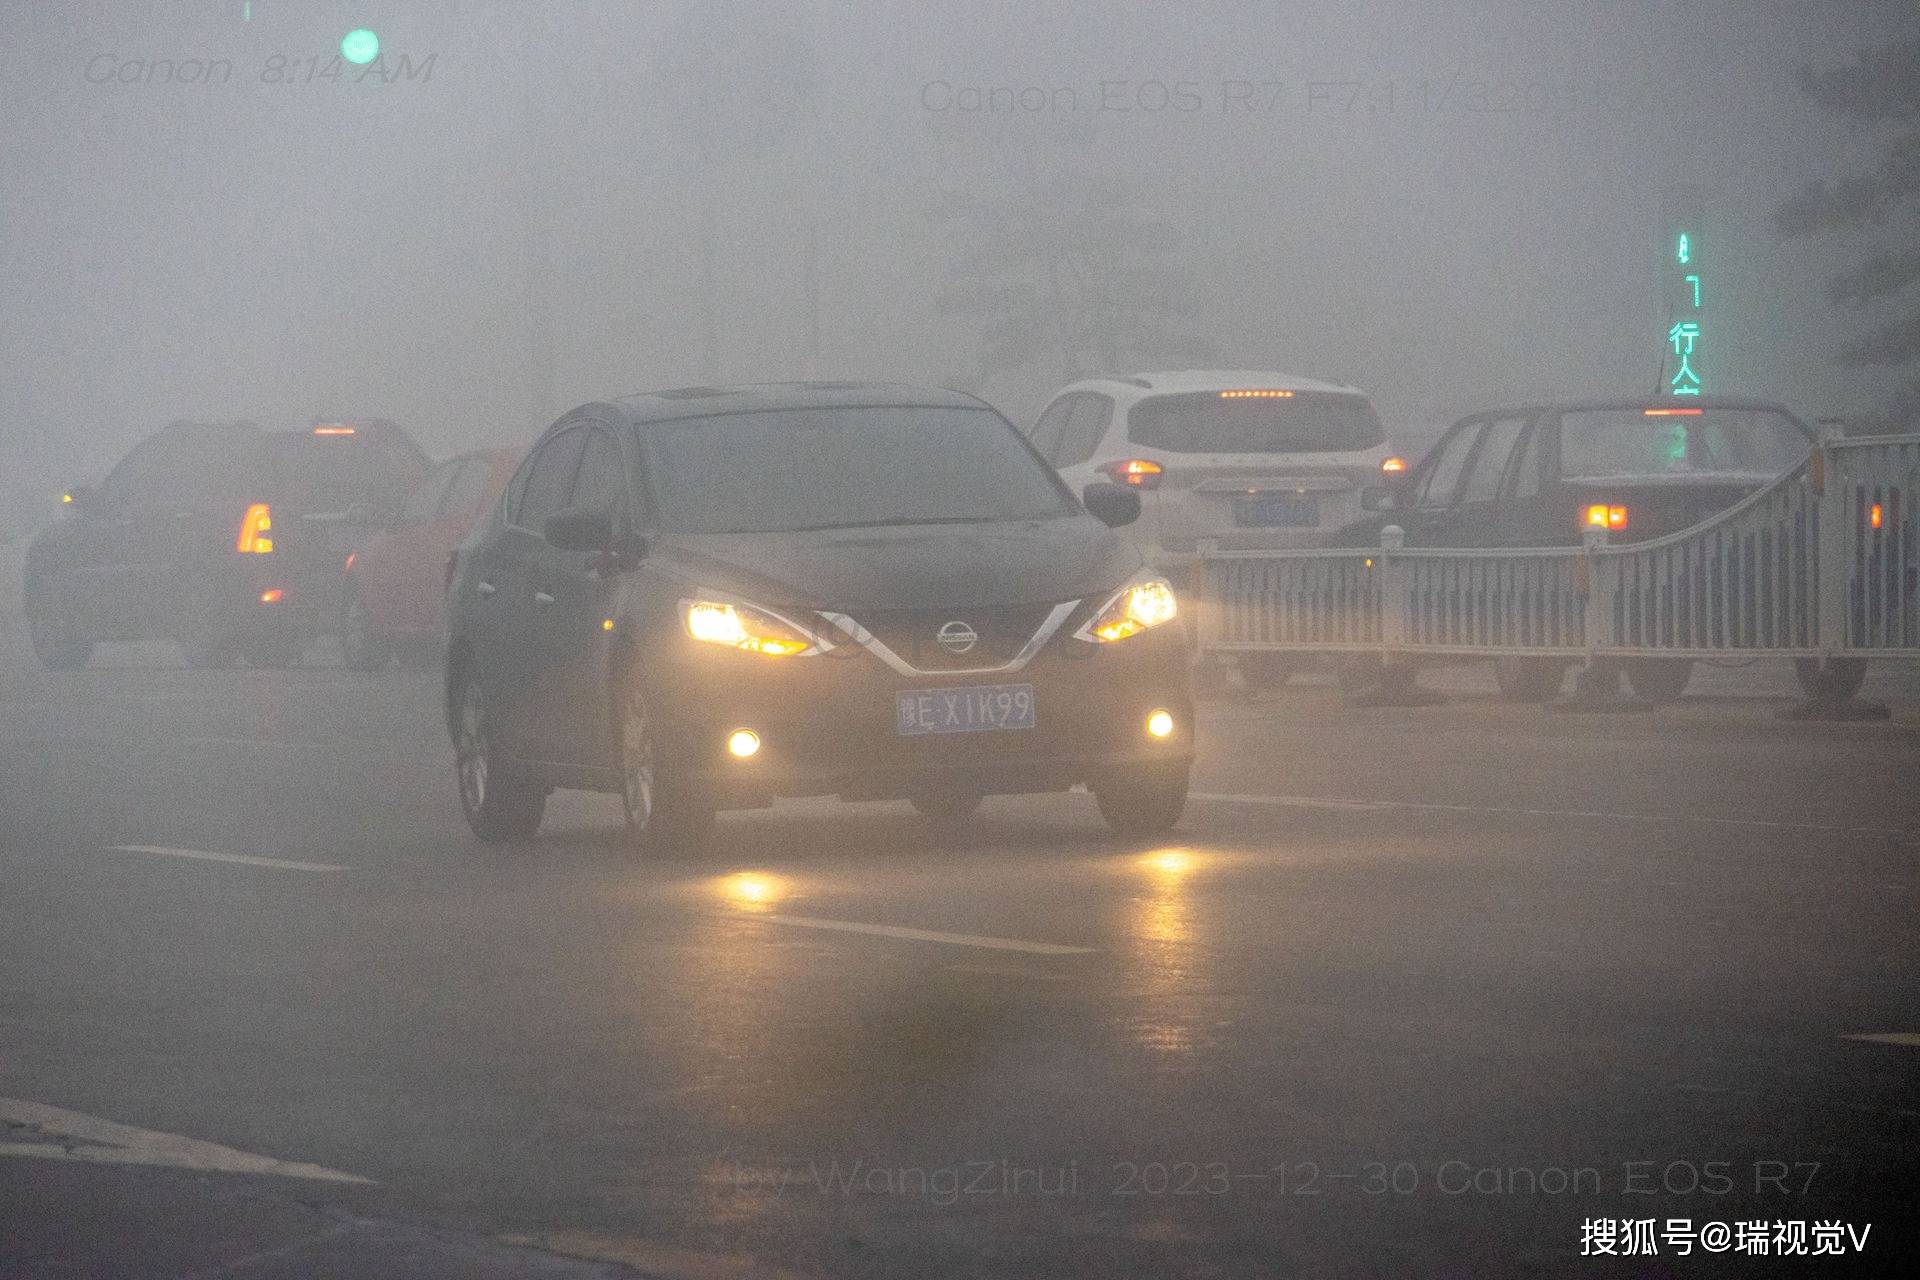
[{"x1": 649, "y1": 623, "x2": 1194, "y2": 807}]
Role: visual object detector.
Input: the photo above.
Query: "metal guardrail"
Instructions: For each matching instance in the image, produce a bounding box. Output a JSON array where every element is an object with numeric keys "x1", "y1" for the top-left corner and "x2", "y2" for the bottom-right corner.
[{"x1": 1200, "y1": 432, "x2": 1920, "y2": 663}]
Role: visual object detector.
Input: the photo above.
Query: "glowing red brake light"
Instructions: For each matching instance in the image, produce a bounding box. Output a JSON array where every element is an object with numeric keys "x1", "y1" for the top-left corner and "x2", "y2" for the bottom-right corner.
[
  {"x1": 1381, "y1": 456, "x2": 1408, "y2": 474},
  {"x1": 1219, "y1": 389, "x2": 1294, "y2": 399},
  {"x1": 1100, "y1": 458, "x2": 1165, "y2": 489},
  {"x1": 1642, "y1": 408, "x2": 1702, "y2": 417},
  {"x1": 312, "y1": 424, "x2": 357, "y2": 436},
  {"x1": 237, "y1": 503, "x2": 273, "y2": 553}
]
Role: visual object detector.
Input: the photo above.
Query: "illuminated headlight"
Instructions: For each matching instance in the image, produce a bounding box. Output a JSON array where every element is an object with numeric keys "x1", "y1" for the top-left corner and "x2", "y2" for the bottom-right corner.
[
  {"x1": 681, "y1": 598, "x2": 820, "y2": 657},
  {"x1": 1075, "y1": 576, "x2": 1178, "y2": 643}
]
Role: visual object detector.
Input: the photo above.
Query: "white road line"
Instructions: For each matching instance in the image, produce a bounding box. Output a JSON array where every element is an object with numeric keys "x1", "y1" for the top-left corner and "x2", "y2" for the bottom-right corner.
[
  {"x1": 760, "y1": 914, "x2": 1095, "y2": 955},
  {"x1": 1842, "y1": 1033, "x2": 1920, "y2": 1048},
  {"x1": 0, "y1": 1097, "x2": 373, "y2": 1184},
  {"x1": 106, "y1": 845, "x2": 349, "y2": 873},
  {"x1": 1190, "y1": 792, "x2": 1908, "y2": 836}
]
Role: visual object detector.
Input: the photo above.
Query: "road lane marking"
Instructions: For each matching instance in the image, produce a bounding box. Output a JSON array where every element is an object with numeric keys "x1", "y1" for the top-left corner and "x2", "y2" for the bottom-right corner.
[
  {"x1": 1843, "y1": 1033, "x2": 1920, "y2": 1048},
  {"x1": 1190, "y1": 792, "x2": 1908, "y2": 836},
  {"x1": 0, "y1": 1097, "x2": 373, "y2": 1184},
  {"x1": 106, "y1": 845, "x2": 349, "y2": 873},
  {"x1": 761, "y1": 914, "x2": 1094, "y2": 955}
]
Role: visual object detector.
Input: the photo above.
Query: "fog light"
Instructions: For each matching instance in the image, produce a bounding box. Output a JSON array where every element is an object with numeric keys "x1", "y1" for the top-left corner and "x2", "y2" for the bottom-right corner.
[
  {"x1": 1145, "y1": 709, "x2": 1175, "y2": 739},
  {"x1": 727, "y1": 729, "x2": 761, "y2": 758}
]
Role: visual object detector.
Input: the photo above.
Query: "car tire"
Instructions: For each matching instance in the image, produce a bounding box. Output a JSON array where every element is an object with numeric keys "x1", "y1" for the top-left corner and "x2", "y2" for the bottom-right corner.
[
  {"x1": 1625, "y1": 658, "x2": 1693, "y2": 703},
  {"x1": 27, "y1": 600, "x2": 93, "y2": 670},
  {"x1": 453, "y1": 669, "x2": 546, "y2": 842},
  {"x1": 910, "y1": 789, "x2": 983, "y2": 823},
  {"x1": 1794, "y1": 657, "x2": 1867, "y2": 705},
  {"x1": 1493, "y1": 657, "x2": 1567, "y2": 703},
  {"x1": 616, "y1": 679, "x2": 713, "y2": 856},
  {"x1": 179, "y1": 630, "x2": 239, "y2": 670},
  {"x1": 245, "y1": 637, "x2": 303, "y2": 669},
  {"x1": 1238, "y1": 652, "x2": 1297, "y2": 691},
  {"x1": 339, "y1": 582, "x2": 392, "y2": 672},
  {"x1": 1092, "y1": 762, "x2": 1189, "y2": 836}
]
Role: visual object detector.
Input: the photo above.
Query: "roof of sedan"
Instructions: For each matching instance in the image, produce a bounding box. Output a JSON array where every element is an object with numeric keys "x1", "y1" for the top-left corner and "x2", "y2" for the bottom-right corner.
[
  {"x1": 612, "y1": 381, "x2": 987, "y2": 423},
  {"x1": 1466, "y1": 396, "x2": 1802, "y2": 420},
  {"x1": 1076, "y1": 370, "x2": 1367, "y2": 395}
]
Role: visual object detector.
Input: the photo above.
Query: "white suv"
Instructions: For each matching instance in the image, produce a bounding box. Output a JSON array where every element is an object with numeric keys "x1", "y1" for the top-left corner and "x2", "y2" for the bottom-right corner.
[
  {"x1": 1029, "y1": 370, "x2": 1402, "y2": 555},
  {"x1": 1026, "y1": 371, "x2": 1404, "y2": 684}
]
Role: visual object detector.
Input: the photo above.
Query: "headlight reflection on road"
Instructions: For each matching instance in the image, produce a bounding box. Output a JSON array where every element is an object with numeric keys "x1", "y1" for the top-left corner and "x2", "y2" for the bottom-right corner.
[
  {"x1": 1127, "y1": 847, "x2": 1208, "y2": 1056},
  {"x1": 713, "y1": 870, "x2": 789, "y2": 913}
]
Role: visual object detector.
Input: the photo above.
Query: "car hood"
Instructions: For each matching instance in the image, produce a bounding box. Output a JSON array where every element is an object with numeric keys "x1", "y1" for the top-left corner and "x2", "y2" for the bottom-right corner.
[{"x1": 653, "y1": 516, "x2": 1136, "y2": 611}]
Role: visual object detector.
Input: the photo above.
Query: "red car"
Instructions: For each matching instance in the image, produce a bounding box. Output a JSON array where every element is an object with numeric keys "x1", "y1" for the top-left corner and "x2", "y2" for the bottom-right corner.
[{"x1": 339, "y1": 448, "x2": 520, "y2": 670}]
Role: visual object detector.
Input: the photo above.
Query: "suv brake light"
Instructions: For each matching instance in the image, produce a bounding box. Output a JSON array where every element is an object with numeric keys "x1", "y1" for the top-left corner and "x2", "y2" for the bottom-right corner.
[
  {"x1": 238, "y1": 503, "x2": 274, "y2": 553},
  {"x1": 1100, "y1": 458, "x2": 1165, "y2": 490},
  {"x1": 1583, "y1": 503, "x2": 1629, "y2": 532}
]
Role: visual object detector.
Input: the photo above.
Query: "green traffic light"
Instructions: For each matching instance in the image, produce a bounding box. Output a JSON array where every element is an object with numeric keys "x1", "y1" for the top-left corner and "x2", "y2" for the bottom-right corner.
[{"x1": 341, "y1": 28, "x2": 380, "y2": 65}]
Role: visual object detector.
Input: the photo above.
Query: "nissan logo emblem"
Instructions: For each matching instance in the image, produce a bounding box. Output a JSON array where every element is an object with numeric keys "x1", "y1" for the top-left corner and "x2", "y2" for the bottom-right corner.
[{"x1": 937, "y1": 620, "x2": 978, "y2": 655}]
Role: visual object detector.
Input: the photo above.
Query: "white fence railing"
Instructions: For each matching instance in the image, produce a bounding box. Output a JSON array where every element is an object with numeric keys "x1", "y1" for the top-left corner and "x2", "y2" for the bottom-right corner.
[{"x1": 1200, "y1": 432, "x2": 1920, "y2": 662}]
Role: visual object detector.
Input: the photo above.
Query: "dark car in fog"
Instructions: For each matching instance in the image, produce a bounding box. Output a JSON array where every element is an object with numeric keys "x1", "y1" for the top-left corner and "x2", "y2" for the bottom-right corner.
[
  {"x1": 444, "y1": 383, "x2": 1193, "y2": 850},
  {"x1": 26, "y1": 417, "x2": 428, "y2": 668},
  {"x1": 1333, "y1": 397, "x2": 1816, "y2": 701},
  {"x1": 339, "y1": 447, "x2": 521, "y2": 671}
]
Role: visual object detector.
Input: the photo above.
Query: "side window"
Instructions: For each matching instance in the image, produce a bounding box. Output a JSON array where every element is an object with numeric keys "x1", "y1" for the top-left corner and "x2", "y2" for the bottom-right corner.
[
  {"x1": 568, "y1": 427, "x2": 628, "y2": 520},
  {"x1": 1028, "y1": 397, "x2": 1074, "y2": 462},
  {"x1": 438, "y1": 460, "x2": 491, "y2": 521},
  {"x1": 1459, "y1": 417, "x2": 1528, "y2": 505},
  {"x1": 398, "y1": 463, "x2": 459, "y2": 526},
  {"x1": 1414, "y1": 422, "x2": 1484, "y2": 509},
  {"x1": 1056, "y1": 394, "x2": 1113, "y2": 468},
  {"x1": 514, "y1": 428, "x2": 586, "y2": 531}
]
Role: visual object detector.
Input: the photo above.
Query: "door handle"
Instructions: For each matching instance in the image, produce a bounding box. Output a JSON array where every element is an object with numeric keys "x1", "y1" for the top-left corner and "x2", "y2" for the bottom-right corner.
[
  {"x1": 534, "y1": 591, "x2": 555, "y2": 606},
  {"x1": 475, "y1": 581, "x2": 496, "y2": 598}
]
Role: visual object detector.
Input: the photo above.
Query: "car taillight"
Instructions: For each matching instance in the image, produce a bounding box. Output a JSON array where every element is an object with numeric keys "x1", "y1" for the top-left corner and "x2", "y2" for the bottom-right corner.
[
  {"x1": 238, "y1": 503, "x2": 273, "y2": 553},
  {"x1": 1100, "y1": 458, "x2": 1164, "y2": 490},
  {"x1": 1381, "y1": 456, "x2": 1408, "y2": 474},
  {"x1": 1583, "y1": 503, "x2": 1629, "y2": 532}
]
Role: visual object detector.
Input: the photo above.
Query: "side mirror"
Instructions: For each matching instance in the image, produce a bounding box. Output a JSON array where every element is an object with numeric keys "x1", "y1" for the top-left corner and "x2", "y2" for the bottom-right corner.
[
  {"x1": 543, "y1": 507, "x2": 613, "y2": 553},
  {"x1": 343, "y1": 502, "x2": 380, "y2": 527},
  {"x1": 1360, "y1": 485, "x2": 1400, "y2": 513},
  {"x1": 1081, "y1": 482, "x2": 1141, "y2": 529}
]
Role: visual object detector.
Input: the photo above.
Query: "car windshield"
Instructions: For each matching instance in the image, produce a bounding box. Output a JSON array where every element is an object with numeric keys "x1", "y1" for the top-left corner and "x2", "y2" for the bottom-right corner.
[
  {"x1": 1558, "y1": 408, "x2": 1811, "y2": 479},
  {"x1": 102, "y1": 428, "x2": 264, "y2": 508},
  {"x1": 1128, "y1": 391, "x2": 1386, "y2": 454},
  {"x1": 642, "y1": 406, "x2": 1075, "y2": 534}
]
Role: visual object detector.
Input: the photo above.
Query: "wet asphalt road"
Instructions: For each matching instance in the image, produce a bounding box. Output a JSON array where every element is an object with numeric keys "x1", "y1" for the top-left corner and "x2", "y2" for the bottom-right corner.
[{"x1": 2, "y1": 620, "x2": 1918, "y2": 1279}]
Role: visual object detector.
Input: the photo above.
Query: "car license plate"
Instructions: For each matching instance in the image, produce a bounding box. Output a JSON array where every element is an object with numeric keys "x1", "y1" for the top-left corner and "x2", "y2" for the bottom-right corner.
[
  {"x1": 1235, "y1": 494, "x2": 1319, "y2": 527},
  {"x1": 896, "y1": 683, "x2": 1036, "y2": 736}
]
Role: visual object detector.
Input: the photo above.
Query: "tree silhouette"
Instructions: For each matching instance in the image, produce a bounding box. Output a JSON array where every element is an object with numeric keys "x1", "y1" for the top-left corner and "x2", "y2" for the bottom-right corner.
[
  {"x1": 926, "y1": 138, "x2": 1216, "y2": 385},
  {"x1": 1775, "y1": 38, "x2": 1920, "y2": 428}
]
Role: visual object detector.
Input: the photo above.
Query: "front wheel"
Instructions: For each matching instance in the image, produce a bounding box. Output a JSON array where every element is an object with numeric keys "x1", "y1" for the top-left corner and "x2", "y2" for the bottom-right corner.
[
  {"x1": 1625, "y1": 658, "x2": 1694, "y2": 703},
  {"x1": 1794, "y1": 657, "x2": 1867, "y2": 705},
  {"x1": 453, "y1": 670, "x2": 546, "y2": 842},
  {"x1": 617, "y1": 681, "x2": 713, "y2": 856},
  {"x1": 1092, "y1": 762, "x2": 1190, "y2": 837}
]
